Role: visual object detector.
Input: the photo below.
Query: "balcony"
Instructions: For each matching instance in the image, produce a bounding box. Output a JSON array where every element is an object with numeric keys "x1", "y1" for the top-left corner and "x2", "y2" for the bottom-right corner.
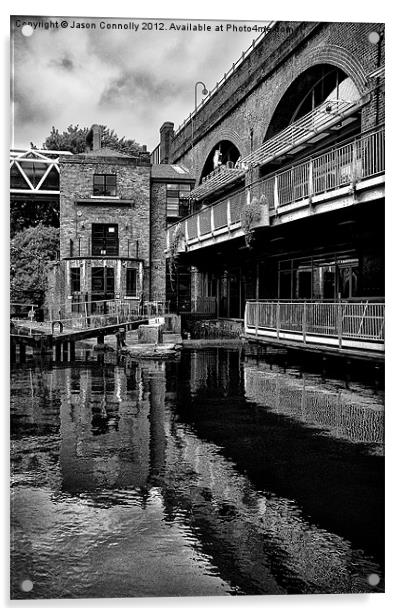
[
  {"x1": 167, "y1": 128, "x2": 384, "y2": 253},
  {"x1": 244, "y1": 300, "x2": 384, "y2": 356},
  {"x1": 189, "y1": 162, "x2": 246, "y2": 201},
  {"x1": 188, "y1": 97, "x2": 366, "y2": 201},
  {"x1": 66, "y1": 238, "x2": 141, "y2": 260}
]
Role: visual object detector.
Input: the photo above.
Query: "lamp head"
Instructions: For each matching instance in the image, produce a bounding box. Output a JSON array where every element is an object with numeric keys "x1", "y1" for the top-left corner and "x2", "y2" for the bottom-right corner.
[{"x1": 202, "y1": 88, "x2": 208, "y2": 96}]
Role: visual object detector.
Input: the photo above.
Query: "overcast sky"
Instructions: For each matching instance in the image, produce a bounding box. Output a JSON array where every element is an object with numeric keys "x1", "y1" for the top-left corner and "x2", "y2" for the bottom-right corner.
[{"x1": 11, "y1": 16, "x2": 270, "y2": 151}]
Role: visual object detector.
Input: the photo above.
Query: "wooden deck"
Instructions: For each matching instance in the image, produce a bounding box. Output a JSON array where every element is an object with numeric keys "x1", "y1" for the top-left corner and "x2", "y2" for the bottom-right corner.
[{"x1": 10, "y1": 318, "x2": 148, "y2": 362}]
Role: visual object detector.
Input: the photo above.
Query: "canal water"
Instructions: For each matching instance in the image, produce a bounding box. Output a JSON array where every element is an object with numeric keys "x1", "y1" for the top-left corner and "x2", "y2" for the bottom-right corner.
[{"x1": 10, "y1": 347, "x2": 384, "y2": 599}]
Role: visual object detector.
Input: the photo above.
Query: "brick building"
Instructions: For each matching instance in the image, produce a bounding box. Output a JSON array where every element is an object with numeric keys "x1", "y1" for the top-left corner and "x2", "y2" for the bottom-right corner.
[
  {"x1": 48, "y1": 124, "x2": 193, "y2": 316},
  {"x1": 160, "y1": 21, "x2": 385, "y2": 351}
]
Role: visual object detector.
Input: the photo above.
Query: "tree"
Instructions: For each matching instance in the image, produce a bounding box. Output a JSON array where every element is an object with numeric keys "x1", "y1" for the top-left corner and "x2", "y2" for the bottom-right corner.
[
  {"x1": 10, "y1": 224, "x2": 59, "y2": 306},
  {"x1": 42, "y1": 124, "x2": 143, "y2": 156},
  {"x1": 10, "y1": 199, "x2": 59, "y2": 237}
]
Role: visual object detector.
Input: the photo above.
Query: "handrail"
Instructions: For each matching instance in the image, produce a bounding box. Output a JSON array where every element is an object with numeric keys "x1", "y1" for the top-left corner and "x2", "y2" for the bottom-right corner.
[
  {"x1": 167, "y1": 127, "x2": 384, "y2": 244},
  {"x1": 245, "y1": 300, "x2": 385, "y2": 346},
  {"x1": 188, "y1": 97, "x2": 365, "y2": 201}
]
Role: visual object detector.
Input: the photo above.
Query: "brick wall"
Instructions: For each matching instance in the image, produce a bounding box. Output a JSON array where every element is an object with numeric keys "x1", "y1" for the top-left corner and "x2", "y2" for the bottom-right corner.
[
  {"x1": 170, "y1": 21, "x2": 385, "y2": 180},
  {"x1": 150, "y1": 182, "x2": 167, "y2": 300},
  {"x1": 45, "y1": 260, "x2": 65, "y2": 318},
  {"x1": 59, "y1": 153, "x2": 151, "y2": 302}
]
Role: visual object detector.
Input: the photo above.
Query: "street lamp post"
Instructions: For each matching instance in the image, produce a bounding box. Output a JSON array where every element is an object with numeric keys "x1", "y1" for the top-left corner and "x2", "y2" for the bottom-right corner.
[{"x1": 191, "y1": 81, "x2": 208, "y2": 171}]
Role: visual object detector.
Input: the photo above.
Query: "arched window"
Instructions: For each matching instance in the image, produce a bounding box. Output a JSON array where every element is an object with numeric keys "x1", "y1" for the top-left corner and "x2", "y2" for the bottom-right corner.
[{"x1": 265, "y1": 65, "x2": 361, "y2": 141}]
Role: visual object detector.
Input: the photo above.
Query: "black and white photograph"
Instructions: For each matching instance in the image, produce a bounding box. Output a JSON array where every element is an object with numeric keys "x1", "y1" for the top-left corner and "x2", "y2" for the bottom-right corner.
[{"x1": 9, "y1": 7, "x2": 387, "y2": 604}]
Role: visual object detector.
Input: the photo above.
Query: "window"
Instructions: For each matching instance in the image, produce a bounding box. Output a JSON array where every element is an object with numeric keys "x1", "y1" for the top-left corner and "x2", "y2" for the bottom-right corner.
[
  {"x1": 166, "y1": 183, "x2": 191, "y2": 218},
  {"x1": 91, "y1": 267, "x2": 115, "y2": 295},
  {"x1": 70, "y1": 267, "x2": 80, "y2": 294},
  {"x1": 126, "y1": 268, "x2": 137, "y2": 296},
  {"x1": 92, "y1": 223, "x2": 119, "y2": 256},
  {"x1": 93, "y1": 174, "x2": 117, "y2": 197}
]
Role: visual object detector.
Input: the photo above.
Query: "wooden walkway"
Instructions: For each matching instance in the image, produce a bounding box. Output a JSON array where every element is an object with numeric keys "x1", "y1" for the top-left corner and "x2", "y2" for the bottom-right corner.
[{"x1": 10, "y1": 318, "x2": 148, "y2": 362}]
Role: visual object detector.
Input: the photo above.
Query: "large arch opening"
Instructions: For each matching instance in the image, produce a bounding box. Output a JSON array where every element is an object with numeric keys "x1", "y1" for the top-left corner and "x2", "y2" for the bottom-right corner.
[
  {"x1": 262, "y1": 64, "x2": 362, "y2": 173},
  {"x1": 200, "y1": 140, "x2": 241, "y2": 183}
]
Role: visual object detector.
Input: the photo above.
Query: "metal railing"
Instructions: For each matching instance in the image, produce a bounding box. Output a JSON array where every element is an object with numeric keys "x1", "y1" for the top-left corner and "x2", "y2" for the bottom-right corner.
[
  {"x1": 11, "y1": 298, "x2": 172, "y2": 333},
  {"x1": 188, "y1": 97, "x2": 365, "y2": 201},
  {"x1": 68, "y1": 237, "x2": 140, "y2": 259},
  {"x1": 10, "y1": 303, "x2": 39, "y2": 319},
  {"x1": 151, "y1": 143, "x2": 161, "y2": 164},
  {"x1": 238, "y1": 98, "x2": 365, "y2": 169},
  {"x1": 191, "y1": 296, "x2": 217, "y2": 314},
  {"x1": 245, "y1": 300, "x2": 385, "y2": 348},
  {"x1": 166, "y1": 128, "x2": 385, "y2": 250}
]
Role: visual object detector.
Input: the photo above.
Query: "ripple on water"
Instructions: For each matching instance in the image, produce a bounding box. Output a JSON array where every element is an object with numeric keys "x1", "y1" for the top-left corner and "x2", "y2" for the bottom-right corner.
[{"x1": 10, "y1": 352, "x2": 384, "y2": 598}]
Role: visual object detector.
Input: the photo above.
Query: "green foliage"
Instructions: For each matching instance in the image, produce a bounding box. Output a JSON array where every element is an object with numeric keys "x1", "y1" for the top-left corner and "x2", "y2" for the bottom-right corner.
[
  {"x1": 42, "y1": 124, "x2": 142, "y2": 155},
  {"x1": 167, "y1": 224, "x2": 185, "y2": 289},
  {"x1": 43, "y1": 124, "x2": 87, "y2": 153},
  {"x1": 10, "y1": 199, "x2": 59, "y2": 237},
  {"x1": 10, "y1": 224, "x2": 59, "y2": 305},
  {"x1": 240, "y1": 195, "x2": 262, "y2": 247}
]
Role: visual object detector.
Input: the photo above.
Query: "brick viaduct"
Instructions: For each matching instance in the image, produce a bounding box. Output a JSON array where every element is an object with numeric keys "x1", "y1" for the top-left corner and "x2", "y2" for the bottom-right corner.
[{"x1": 164, "y1": 21, "x2": 384, "y2": 183}]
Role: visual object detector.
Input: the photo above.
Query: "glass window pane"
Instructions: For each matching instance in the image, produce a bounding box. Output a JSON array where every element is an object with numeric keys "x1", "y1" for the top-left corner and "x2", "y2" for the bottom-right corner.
[{"x1": 126, "y1": 268, "x2": 137, "y2": 295}]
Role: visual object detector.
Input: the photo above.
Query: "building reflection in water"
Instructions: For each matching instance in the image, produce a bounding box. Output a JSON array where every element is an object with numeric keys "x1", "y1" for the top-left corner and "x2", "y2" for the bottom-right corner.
[
  {"x1": 243, "y1": 360, "x2": 384, "y2": 450},
  {"x1": 10, "y1": 349, "x2": 384, "y2": 598}
]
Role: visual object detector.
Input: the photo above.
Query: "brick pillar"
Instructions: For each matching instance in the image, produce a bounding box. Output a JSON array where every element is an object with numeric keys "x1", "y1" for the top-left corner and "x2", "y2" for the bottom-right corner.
[{"x1": 160, "y1": 122, "x2": 174, "y2": 164}]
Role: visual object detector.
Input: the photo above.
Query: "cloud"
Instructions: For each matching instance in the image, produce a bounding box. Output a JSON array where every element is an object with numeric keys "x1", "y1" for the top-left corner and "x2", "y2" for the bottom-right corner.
[
  {"x1": 11, "y1": 16, "x2": 269, "y2": 150},
  {"x1": 49, "y1": 55, "x2": 75, "y2": 71}
]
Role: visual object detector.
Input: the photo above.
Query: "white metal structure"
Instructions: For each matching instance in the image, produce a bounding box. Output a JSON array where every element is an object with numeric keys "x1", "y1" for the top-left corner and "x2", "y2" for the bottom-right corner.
[
  {"x1": 10, "y1": 148, "x2": 73, "y2": 196},
  {"x1": 244, "y1": 300, "x2": 385, "y2": 354},
  {"x1": 189, "y1": 96, "x2": 365, "y2": 201},
  {"x1": 167, "y1": 128, "x2": 385, "y2": 253}
]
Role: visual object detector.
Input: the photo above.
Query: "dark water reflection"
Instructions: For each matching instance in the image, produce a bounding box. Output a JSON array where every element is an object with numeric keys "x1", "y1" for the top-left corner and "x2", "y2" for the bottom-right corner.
[{"x1": 10, "y1": 348, "x2": 384, "y2": 599}]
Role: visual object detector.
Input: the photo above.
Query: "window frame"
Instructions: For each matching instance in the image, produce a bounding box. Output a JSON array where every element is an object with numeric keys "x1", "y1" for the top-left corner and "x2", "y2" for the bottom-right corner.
[
  {"x1": 166, "y1": 183, "x2": 192, "y2": 219},
  {"x1": 91, "y1": 223, "x2": 119, "y2": 256},
  {"x1": 93, "y1": 173, "x2": 117, "y2": 197},
  {"x1": 126, "y1": 267, "x2": 138, "y2": 297}
]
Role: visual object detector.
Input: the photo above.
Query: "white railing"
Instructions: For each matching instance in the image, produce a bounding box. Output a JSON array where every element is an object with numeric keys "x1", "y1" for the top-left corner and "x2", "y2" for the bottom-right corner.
[
  {"x1": 11, "y1": 298, "x2": 172, "y2": 333},
  {"x1": 238, "y1": 98, "x2": 365, "y2": 169},
  {"x1": 245, "y1": 300, "x2": 385, "y2": 351},
  {"x1": 188, "y1": 97, "x2": 365, "y2": 201},
  {"x1": 166, "y1": 128, "x2": 384, "y2": 251}
]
